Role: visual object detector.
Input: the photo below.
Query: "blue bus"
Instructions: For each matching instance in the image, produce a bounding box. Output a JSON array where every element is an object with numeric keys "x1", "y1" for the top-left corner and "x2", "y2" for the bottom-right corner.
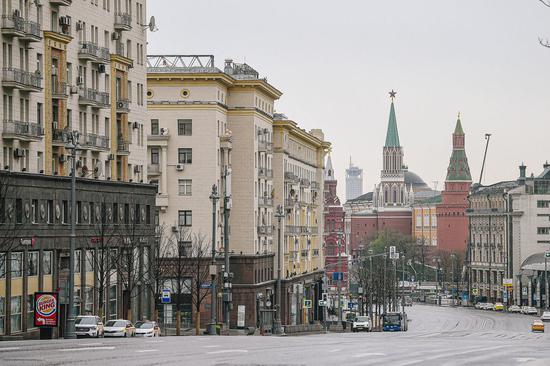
[{"x1": 382, "y1": 312, "x2": 408, "y2": 332}]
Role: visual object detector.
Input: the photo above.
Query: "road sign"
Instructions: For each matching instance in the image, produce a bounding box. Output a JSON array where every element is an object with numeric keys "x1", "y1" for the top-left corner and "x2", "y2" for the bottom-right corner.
[
  {"x1": 546, "y1": 252, "x2": 550, "y2": 258},
  {"x1": 389, "y1": 246, "x2": 396, "y2": 259},
  {"x1": 319, "y1": 300, "x2": 327, "y2": 307},
  {"x1": 358, "y1": 287, "x2": 363, "y2": 294},
  {"x1": 472, "y1": 288, "x2": 478, "y2": 296},
  {"x1": 332, "y1": 272, "x2": 343, "y2": 281},
  {"x1": 201, "y1": 282, "x2": 212, "y2": 289},
  {"x1": 161, "y1": 289, "x2": 171, "y2": 304},
  {"x1": 303, "y1": 299, "x2": 312, "y2": 309}
]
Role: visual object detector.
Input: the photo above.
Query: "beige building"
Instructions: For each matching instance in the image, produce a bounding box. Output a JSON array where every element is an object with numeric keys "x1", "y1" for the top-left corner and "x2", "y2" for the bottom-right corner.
[{"x1": 1, "y1": 0, "x2": 148, "y2": 182}]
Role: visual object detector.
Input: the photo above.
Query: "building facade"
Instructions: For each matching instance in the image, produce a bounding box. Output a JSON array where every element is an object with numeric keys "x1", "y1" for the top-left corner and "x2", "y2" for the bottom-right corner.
[
  {"x1": 1, "y1": 0, "x2": 148, "y2": 182},
  {"x1": 0, "y1": 172, "x2": 156, "y2": 339},
  {"x1": 437, "y1": 116, "x2": 472, "y2": 253},
  {"x1": 345, "y1": 158, "x2": 363, "y2": 202}
]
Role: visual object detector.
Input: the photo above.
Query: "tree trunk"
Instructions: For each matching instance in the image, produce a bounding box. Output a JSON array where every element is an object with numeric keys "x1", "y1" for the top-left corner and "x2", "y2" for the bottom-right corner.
[
  {"x1": 195, "y1": 311, "x2": 201, "y2": 335},
  {"x1": 176, "y1": 310, "x2": 181, "y2": 336},
  {"x1": 127, "y1": 308, "x2": 133, "y2": 323}
]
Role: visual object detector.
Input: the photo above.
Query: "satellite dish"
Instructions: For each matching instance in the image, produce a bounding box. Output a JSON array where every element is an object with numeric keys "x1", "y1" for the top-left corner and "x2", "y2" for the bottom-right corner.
[{"x1": 145, "y1": 16, "x2": 158, "y2": 32}]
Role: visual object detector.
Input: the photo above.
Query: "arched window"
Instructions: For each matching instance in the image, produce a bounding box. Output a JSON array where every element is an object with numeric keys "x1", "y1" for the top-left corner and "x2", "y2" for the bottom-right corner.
[{"x1": 392, "y1": 189, "x2": 397, "y2": 203}]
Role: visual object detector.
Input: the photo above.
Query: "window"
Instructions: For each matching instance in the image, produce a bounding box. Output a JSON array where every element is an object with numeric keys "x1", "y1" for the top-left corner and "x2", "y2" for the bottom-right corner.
[
  {"x1": 77, "y1": 201, "x2": 82, "y2": 224},
  {"x1": 0, "y1": 253, "x2": 5, "y2": 278},
  {"x1": 84, "y1": 287, "x2": 93, "y2": 314},
  {"x1": 124, "y1": 204, "x2": 129, "y2": 224},
  {"x1": 27, "y1": 294, "x2": 35, "y2": 330},
  {"x1": 135, "y1": 204, "x2": 141, "y2": 223},
  {"x1": 89, "y1": 202, "x2": 95, "y2": 224},
  {"x1": 47, "y1": 200, "x2": 54, "y2": 224},
  {"x1": 62, "y1": 200, "x2": 68, "y2": 224},
  {"x1": 177, "y1": 119, "x2": 192, "y2": 136},
  {"x1": 0, "y1": 296, "x2": 4, "y2": 335},
  {"x1": 10, "y1": 296, "x2": 21, "y2": 333},
  {"x1": 538, "y1": 200, "x2": 550, "y2": 208},
  {"x1": 538, "y1": 227, "x2": 550, "y2": 235},
  {"x1": 109, "y1": 285, "x2": 117, "y2": 319},
  {"x1": 27, "y1": 252, "x2": 38, "y2": 276},
  {"x1": 151, "y1": 119, "x2": 159, "y2": 135},
  {"x1": 178, "y1": 148, "x2": 192, "y2": 164},
  {"x1": 113, "y1": 203, "x2": 119, "y2": 223},
  {"x1": 15, "y1": 199, "x2": 22, "y2": 224},
  {"x1": 146, "y1": 205, "x2": 150, "y2": 225},
  {"x1": 32, "y1": 199, "x2": 38, "y2": 223},
  {"x1": 43, "y1": 251, "x2": 52, "y2": 275},
  {"x1": 178, "y1": 210, "x2": 192, "y2": 227},
  {"x1": 178, "y1": 179, "x2": 192, "y2": 196},
  {"x1": 150, "y1": 148, "x2": 159, "y2": 165},
  {"x1": 11, "y1": 252, "x2": 22, "y2": 277}
]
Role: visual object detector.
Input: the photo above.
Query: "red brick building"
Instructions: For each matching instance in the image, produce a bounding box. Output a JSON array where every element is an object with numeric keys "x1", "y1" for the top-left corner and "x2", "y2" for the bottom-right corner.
[{"x1": 436, "y1": 116, "x2": 472, "y2": 253}]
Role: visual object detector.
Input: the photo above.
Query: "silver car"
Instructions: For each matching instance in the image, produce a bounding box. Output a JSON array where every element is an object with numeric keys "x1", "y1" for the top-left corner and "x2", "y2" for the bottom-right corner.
[{"x1": 75, "y1": 315, "x2": 104, "y2": 338}]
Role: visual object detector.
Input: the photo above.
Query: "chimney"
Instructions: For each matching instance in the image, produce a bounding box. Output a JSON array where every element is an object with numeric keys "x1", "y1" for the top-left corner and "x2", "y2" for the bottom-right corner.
[
  {"x1": 224, "y1": 59, "x2": 234, "y2": 75},
  {"x1": 544, "y1": 161, "x2": 550, "y2": 169},
  {"x1": 518, "y1": 163, "x2": 526, "y2": 185}
]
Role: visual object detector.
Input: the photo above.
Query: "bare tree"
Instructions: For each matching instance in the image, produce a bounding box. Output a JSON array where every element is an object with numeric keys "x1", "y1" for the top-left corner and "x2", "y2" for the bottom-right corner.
[
  {"x1": 539, "y1": 0, "x2": 550, "y2": 47},
  {"x1": 146, "y1": 224, "x2": 172, "y2": 323},
  {"x1": 0, "y1": 171, "x2": 24, "y2": 275}
]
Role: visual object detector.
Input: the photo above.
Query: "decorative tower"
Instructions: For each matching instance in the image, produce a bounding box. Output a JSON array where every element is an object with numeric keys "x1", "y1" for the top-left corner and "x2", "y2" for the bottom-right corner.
[
  {"x1": 437, "y1": 113, "x2": 472, "y2": 252},
  {"x1": 324, "y1": 154, "x2": 340, "y2": 206},
  {"x1": 374, "y1": 90, "x2": 408, "y2": 207}
]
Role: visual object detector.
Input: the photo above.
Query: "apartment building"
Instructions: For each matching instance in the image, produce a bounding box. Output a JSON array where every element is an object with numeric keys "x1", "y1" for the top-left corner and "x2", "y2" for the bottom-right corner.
[{"x1": 1, "y1": 0, "x2": 147, "y2": 182}]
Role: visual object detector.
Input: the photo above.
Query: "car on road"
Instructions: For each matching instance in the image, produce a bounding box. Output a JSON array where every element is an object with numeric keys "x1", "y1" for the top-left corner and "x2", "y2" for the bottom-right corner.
[
  {"x1": 532, "y1": 320, "x2": 545, "y2": 332},
  {"x1": 75, "y1": 315, "x2": 104, "y2": 338},
  {"x1": 541, "y1": 312, "x2": 550, "y2": 322},
  {"x1": 493, "y1": 303, "x2": 504, "y2": 311},
  {"x1": 404, "y1": 296, "x2": 413, "y2": 307},
  {"x1": 521, "y1": 306, "x2": 538, "y2": 315},
  {"x1": 475, "y1": 302, "x2": 485, "y2": 310},
  {"x1": 508, "y1": 305, "x2": 521, "y2": 313},
  {"x1": 483, "y1": 303, "x2": 494, "y2": 310},
  {"x1": 104, "y1": 319, "x2": 136, "y2": 337},
  {"x1": 135, "y1": 321, "x2": 161, "y2": 337},
  {"x1": 352, "y1": 316, "x2": 372, "y2": 332}
]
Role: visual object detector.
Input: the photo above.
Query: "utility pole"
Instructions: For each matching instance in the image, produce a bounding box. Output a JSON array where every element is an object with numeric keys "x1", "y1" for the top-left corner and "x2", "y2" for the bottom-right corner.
[
  {"x1": 401, "y1": 253, "x2": 405, "y2": 313},
  {"x1": 65, "y1": 131, "x2": 79, "y2": 339},
  {"x1": 274, "y1": 205, "x2": 285, "y2": 335},
  {"x1": 478, "y1": 133, "x2": 492, "y2": 185},
  {"x1": 208, "y1": 185, "x2": 219, "y2": 335},
  {"x1": 451, "y1": 253, "x2": 456, "y2": 307},
  {"x1": 546, "y1": 252, "x2": 549, "y2": 310},
  {"x1": 223, "y1": 167, "x2": 232, "y2": 330},
  {"x1": 337, "y1": 235, "x2": 342, "y2": 326},
  {"x1": 488, "y1": 194, "x2": 492, "y2": 303}
]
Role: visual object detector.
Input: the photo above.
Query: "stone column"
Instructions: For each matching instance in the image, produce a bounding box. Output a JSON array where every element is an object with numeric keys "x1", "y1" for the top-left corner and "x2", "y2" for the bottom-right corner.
[
  {"x1": 161, "y1": 146, "x2": 168, "y2": 195},
  {"x1": 528, "y1": 275, "x2": 533, "y2": 307}
]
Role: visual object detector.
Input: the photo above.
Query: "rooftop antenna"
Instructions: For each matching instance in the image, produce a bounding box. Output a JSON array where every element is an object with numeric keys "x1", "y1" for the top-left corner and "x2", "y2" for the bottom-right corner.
[
  {"x1": 143, "y1": 16, "x2": 158, "y2": 32},
  {"x1": 478, "y1": 133, "x2": 492, "y2": 185}
]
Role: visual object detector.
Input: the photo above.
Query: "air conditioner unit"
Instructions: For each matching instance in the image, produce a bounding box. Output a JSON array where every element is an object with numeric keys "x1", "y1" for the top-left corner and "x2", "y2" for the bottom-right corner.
[
  {"x1": 13, "y1": 148, "x2": 25, "y2": 158},
  {"x1": 132, "y1": 121, "x2": 139, "y2": 129},
  {"x1": 59, "y1": 16, "x2": 71, "y2": 27},
  {"x1": 13, "y1": 9, "x2": 20, "y2": 18},
  {"x1": 76, "y1": 76, "x2": 83, "y2": 85},
  {"x1": 116, "y1": 101, "x2": 124, "y2": 109},
  {"x1": 160, "y1": 127, "x2": 169, "y2": 136},
  {"x1": 98, "y1": 64, "x2": 106, "y2": 73},
  {"x1": 172, "y1": 226, "x2": 178, "y2": 233},
  {"x1": 176, "y1": 164, "x2": 184, "y2": 171},
  {"x1": 76, "y1": 21, "x2": 83, "y2": 31},
  {"x1": 51, "y1": 66, "x2": 58, "y2": 76},
  {"x1": 70, "y1": 85, "x2": 78, "y2": 94},
  {"x1": 59, "y1": 155, "x2": 66, "y2": 163},
  {"x1": 111, "y1": 32, "x2": 120, "y2": 41}
]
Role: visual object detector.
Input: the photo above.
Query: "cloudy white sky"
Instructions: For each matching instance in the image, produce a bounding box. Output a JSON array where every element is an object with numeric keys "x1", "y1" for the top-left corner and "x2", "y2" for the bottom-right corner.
[{"x1": 148, "y1": 0, "x2": 550, "y2": 199}]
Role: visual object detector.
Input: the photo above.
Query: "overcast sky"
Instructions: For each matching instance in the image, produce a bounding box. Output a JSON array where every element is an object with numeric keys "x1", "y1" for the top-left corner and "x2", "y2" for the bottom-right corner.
[{"x1": 148, "y1": 0, "x2": 550, "y2": 199}]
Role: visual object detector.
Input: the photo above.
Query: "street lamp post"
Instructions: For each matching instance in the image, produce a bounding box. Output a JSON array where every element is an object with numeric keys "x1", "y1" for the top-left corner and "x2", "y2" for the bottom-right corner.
[
  {"x1": 451, "y1": 253, "x2": 456, "y2": 307},
  {"x1": 401, "y1": 253, "x2": 405, "y2": 313},
  {"x1": 545, "y1": 252, "x2": 549, "y2": 310},
  {"x1": 337, "y1": 235, "x2": 342, "y2": 326},
  {"x1": 208, "y1": 185, "x2": 219, "y2": 336},
  {"x1": 274, "y1": 205, "x2": 285, "y2": 335},
  {"x1": 65, "y1": 131, "x2": 80, "y2": 339}
]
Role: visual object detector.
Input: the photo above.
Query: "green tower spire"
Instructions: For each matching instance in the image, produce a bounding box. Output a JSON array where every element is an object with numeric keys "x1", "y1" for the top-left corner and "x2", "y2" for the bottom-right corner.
[
  {"x1": 446, "y1": 114, "x2": 472, "y2": 182},
  {"x1": 385, "y1": 93, "x2": 400, "y2": 147}
]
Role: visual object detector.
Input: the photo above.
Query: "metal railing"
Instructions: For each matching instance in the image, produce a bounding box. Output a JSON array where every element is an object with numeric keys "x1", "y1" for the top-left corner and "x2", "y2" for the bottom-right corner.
[
  {"x1": 257, "y1": 225, "x2": 273, "y2": 235},
  {"x1": 2, "y1": 67, "x2": 42, "y2": 89},
  {"x1": 285, "y1": 225, "x2": 300, "y2": 235},
  {"x1": 114, "y1": 12, "x2": 132, "y2": 30},
  {"x1": 78, "y1": 41, "x2": 110, "y2": 62},
  {"x1": 1, "y1": 14, "x2": 24, "y2": 32},
  {"x1": 79, "y1": 87, "x2": 110, "y2": 107},
  {"x1": 258, "y1": 167, "x2": 273, "y2": 178},
  {"x1": 311, "y1": 181, "x2": 320, "y2": 190},
  {"x1": 258, "y1": 140, "x2": 273, "y2": 152},
  {"x1": 117, "y1": 139, "x2": 130, "y2": 153},
  {"x1": 284, "y1": 171, "x2": 298, "y2": 182},
  {"x1": 52, "y1": 81, "x2": 68, "y2": 98},
  {"x1": 147, "y1": 164, "x2": 161, "y2": 175},
  {"x1": 116, "y1": 98, "x2": 130, "y2": 112},
  {"x1": 22, "y1": 19, "x2": 41, "y2": 39},
  {"x1": 84, "y1": 133, "x2": 109, "y2": 149},
  {"x1": 53, "y1": 128, "x2": 69, "y2": 143},
  {"x1": 258, "y1": 197, "x2": 273, "y2": 206},
  {"x1": 3, "y1": 120, "x2": 43, "y2": 138}
]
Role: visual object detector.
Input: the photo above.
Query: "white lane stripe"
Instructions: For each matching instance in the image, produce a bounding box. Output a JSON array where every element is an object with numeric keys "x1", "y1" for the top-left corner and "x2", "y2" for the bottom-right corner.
[
  {"x1": 207, "y1": 349, "x2": 248, "y2": 355},
  {"x1": 137, "y1": 349, "x2": 158, "y2": 353},
  {"x1": 352, "y1": 353, "x2": 386, "y2": 358},
  {"x1": 329, "y1": 349, "x2": 342, "y2": 353},
  {"x1": 78, "y1": 343, "x2": 103, "y2": 346},
  {"x1": 203, "y1": 345, "x2": 220, "y2": 348},
  {"x1": 61, "y1": 346, "x2": 115, "y2": 352},
  {"x1": 0, "y1": 347, "x2": 21, "y2": 351}
]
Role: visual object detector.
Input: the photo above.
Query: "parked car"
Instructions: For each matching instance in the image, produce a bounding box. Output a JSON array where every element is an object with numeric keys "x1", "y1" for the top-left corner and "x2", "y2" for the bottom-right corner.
[
  {"x1": 135, "y1": 321, "x2": 161, "y2": 337},
  {"x1": 532, "y1": 319, "x2": 545, "y2": 332},
  {"x1": 75, "y1": 315, "x2": 104, "y2": 338},
  {"x1": 404, "y1": 296, "x2": 413, "y2": 307},
  {"x1": 483, "y1": 303, "x2": 494, "y2": 310},
  {"x1": 508, "y1": 305, "x2": 521, "y2": 313},
  {"x1": 493, "y1": 303, "x2": 504, "y2": 311},
  {"x1": 475, "y1": 302, "x2": 485, "y2": 310},
  {"x1": 104, "y1": 319, "x2": 136, "y2": 337},
  {"x1": 521, "y1": 306, "x2": 538, "y2": 315},
  {"x1": 352, "y1": 316, "x2": 372, "y2": 332},
  {"x1": 541, "y1": 312, "x2": 550, "y2": 322}
]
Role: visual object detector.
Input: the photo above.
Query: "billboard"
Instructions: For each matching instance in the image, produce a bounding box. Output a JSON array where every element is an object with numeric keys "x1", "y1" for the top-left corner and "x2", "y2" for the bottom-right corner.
[{"x1": 34, "y1": 292, "x2": 59, "y2": 327}]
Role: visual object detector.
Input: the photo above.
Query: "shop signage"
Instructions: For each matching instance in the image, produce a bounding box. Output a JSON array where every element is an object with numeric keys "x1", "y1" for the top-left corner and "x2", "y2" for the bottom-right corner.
[{"x1": 34, "y1": 292, "x2": 59, "y2": 327}]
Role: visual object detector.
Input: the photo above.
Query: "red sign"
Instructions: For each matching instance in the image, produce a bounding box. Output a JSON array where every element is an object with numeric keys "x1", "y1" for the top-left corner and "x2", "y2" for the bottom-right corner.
[{"x1": 34, "y1": 292, "x2": 59, "y2": 327}]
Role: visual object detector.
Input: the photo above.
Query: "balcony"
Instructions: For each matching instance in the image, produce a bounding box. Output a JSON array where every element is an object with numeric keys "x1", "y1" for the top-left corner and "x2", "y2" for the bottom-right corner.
[
  {"x1": 78, "y1": 42, "x2": 110, "y2": 64},
  {"x1": 311, "y1": 181, "x2": 320, "y2": 191},
  {"x1": 116, "y1": 98, "x2": 130, "y2": 114},
  {"x1": 2, "y1": 120, "x2": 43, "y2": 141},
  {"x1": 258, "y1": 140, "x2": 273, "y2": 152},
  {"x1": 1, "y1": 14, "x2": 24, "y2": 37},
  {"x1": 284, "y1": 171, "x2": 298, "y2": 182},
  {"x1": 114, "y1": 12, "x2": 132, "y2": 31},
  {"x1": 147, "y1": 164, "x2": 161, "y2": 176},
  {"x1": 78, "y1": 87, "x2": 110, "y2": 108},
  {"x1": 258, "y1": 167, "x2": 273, "y2": 179},
  {"x1": 50, "y1": 0, "x2": 72, "y2": 5},
  {"x1": 257, "y1": 225, "x2": 273, "y2": 236},
  {"x1": 52, "y1": 128, "x2": 69, "y2": 146},
  {"x1": 285, "y1": 225, "x2": 300, "y2": 235},
  {"x1": 300, "y1": 178, "x2": 310, "y2": 188},
  {"x1": 20, "y1": 19, "x2": 41, "y2": 42},
  {"x1": 2, "y1": 68, "x2": 42, "y2": 91},
  {"x1": 258, "y1": 196, "x2": 273, "y2": 207},
  {"x1": 117, "y1": 139, "x2": 130, "y2": 155},
  {"x1": 51, "y1": 81, "x2": 68, "y2": 99},
  {"x1": 84, "y1": 133, "x2": 109, "y2": 151}
]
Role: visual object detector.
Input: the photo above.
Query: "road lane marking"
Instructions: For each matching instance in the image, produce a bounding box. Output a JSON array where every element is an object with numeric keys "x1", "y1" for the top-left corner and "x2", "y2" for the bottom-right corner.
[
  {"x1": 203, "y1": 345, "x2": 221, "y2": 348},
  {"x1": 329, "y1": 349, "x2": 342, "y2": 353},
  {"x1": 352, "y1": 353, "x2": 386, "y2": 358},
  {"x1": 137, "y1": 349, "x2": 158, "y2": 353},
  {"x1": 78, "y1": 343, "x2": 104, "y2": 346},
  {"x1": 0, "y1": 347, "x2": 21, "y2": 352},
  {"x1": 207, "y1": 349, "x2": 248, "y2": 355},
  {"x1": 61, "y1": 346, "x2": 115, "y2": 352}
]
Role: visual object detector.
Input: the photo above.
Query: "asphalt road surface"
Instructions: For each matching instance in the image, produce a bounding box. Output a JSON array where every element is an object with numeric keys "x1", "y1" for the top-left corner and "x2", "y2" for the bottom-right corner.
[{"x1": 2, "y1": 305, "x2": 550, "y2": 366}]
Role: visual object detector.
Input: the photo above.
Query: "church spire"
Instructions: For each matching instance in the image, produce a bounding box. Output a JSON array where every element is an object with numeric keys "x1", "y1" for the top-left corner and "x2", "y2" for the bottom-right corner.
[
  {"x1": 325, "y1": 154, "x2": 334, "y2": 180},
  {"x1": 446, "y1": 114, "x2": 471, "y2": 182},
  {"x1": 385, "y1": 90, "x2": 401, "y2": 147}
]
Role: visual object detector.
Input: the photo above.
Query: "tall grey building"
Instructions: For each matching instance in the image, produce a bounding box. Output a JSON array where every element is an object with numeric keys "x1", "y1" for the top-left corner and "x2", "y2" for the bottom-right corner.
[{"x1": 345, "y1": 158, "x2": 363, "y2": 201}]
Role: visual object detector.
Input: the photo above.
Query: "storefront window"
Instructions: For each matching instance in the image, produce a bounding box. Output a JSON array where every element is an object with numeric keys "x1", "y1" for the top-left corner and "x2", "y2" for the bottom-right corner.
[
  {"x1": 109, "y1": 285, "x2": 117, "y2": 319},
  {"x1": 11, "y1": 253, "x2": 22, "y2": 278},
  {"x1": 27, "y1": 252, "x2": 39, "y2": 276},
  {"x1": 0, "y1": 253, "x2": 5, "y2": 278},
  {"x1": 0, "y1": 296, "x2": 5, "y2": 334},
  {"x1": 10, "y1": 296, "x2": 22, "y2": 333},
  {"x1": 27, "y1": 294, "x2": 35, "y2": 330},
  {"x1": 75, "y1": 250, "x2": 81, "y2": 273},
  {"x1": 43, "y1": 251, "x2": 52, "y2": 275},
  {"x1": 85, "y1": 287, "x2": 93, "y2": 314}
]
